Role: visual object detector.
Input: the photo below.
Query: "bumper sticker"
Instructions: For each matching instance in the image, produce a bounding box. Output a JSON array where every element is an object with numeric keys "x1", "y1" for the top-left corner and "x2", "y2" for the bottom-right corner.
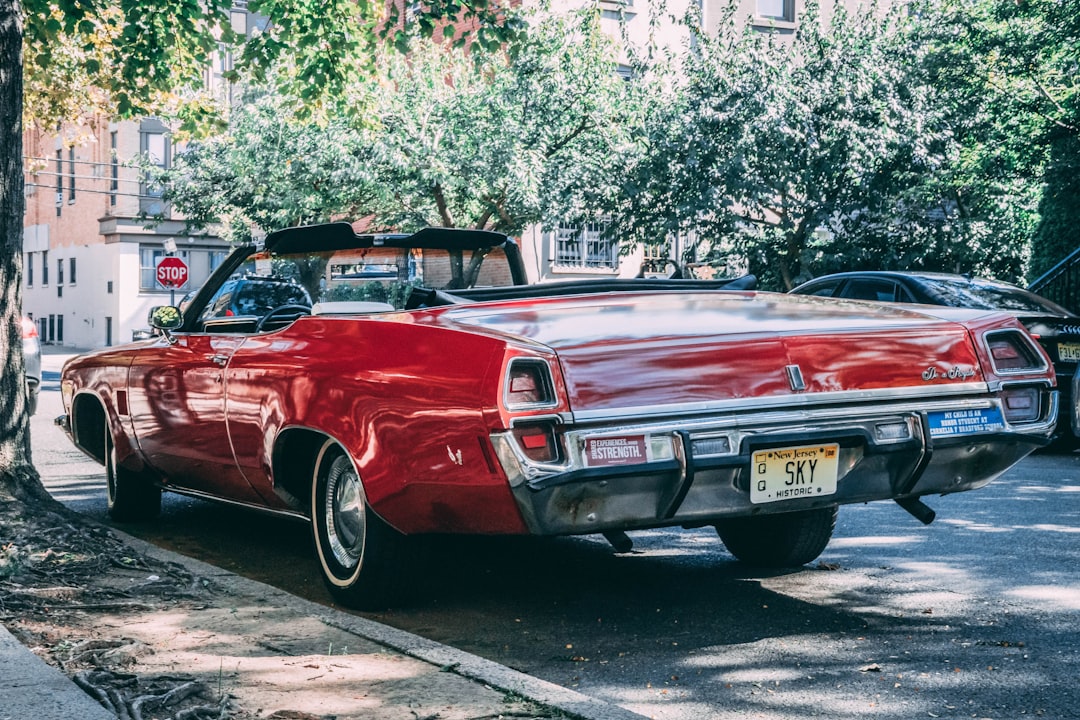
[
  {"x1": 584, "y1": 435, "x2": 648, "y2": 467},
  {"x1": 927, "y1": 408, "x2": 1005, "y2": 438}
]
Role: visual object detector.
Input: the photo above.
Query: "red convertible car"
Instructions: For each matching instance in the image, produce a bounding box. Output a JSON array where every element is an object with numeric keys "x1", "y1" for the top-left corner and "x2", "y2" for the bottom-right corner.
[{"x1": 58, "y1": 223, "x2": 1058, "y2": 608}]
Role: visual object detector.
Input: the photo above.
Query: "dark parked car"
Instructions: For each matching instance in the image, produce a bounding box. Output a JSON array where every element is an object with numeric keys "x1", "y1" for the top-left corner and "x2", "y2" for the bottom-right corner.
[
  {"x1": 21, "y1": 316, "x2": 40, "y2": 415},
  {"x1": 790, "y1": 271, "x2": 1080, "y2": 446},
  {"x1": 198, "y1": 275, "x2": 313, "y2": 328}
]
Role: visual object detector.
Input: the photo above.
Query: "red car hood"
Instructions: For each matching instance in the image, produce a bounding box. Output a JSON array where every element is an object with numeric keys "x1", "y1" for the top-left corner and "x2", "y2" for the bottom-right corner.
[{"x1": 437, "y1": 291, "x2": 993, "y2": 413}]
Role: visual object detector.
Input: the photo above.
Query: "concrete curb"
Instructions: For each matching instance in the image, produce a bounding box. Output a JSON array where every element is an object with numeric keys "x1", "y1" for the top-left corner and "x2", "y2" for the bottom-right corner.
[{"x1": 0, "y1": 625, "x2": 115, "y2": 720}]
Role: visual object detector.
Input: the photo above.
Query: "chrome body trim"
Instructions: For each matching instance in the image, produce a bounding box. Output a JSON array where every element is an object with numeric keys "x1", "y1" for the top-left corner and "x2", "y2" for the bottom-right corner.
[
  {"x1": 165, "y1": 485, "x2": 311, "y2": 523},
  {"x1": 570, "y1": 382, "x2": 990, "y2": 423},
  {"x1": 785, "y1": 365, "x2": 806, "y2": 392}
]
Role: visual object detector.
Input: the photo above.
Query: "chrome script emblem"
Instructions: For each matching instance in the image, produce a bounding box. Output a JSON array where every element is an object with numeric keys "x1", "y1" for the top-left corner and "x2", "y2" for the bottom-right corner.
[
  {"x1": 922, "y1": 366, "x2": 976, "y2": 381},
  {"x1": 785, "y1": 365, "x2": 806, "y2": 392}
]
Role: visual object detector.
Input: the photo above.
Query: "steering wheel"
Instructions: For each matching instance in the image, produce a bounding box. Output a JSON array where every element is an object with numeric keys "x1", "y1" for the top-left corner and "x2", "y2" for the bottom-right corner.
[{"x1": 255, "y1": 304, "x2": 312, "y2": 332}]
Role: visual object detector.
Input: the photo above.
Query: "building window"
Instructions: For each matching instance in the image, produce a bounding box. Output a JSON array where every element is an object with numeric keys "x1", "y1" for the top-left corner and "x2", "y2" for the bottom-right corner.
[
  {"x1": 55, "y1": 150, "x2": 62, "y2": 216},
  {"x1": 757, "y1": 0, "x2": 794, "y2": 22},
  {"x1": 68, "y1": 146, "x2": 76, "y2": 202},
  {"x1": 141, "y1": 130, "x2": 168, "y2": 198},
  {"x1": 69, "y1": 257, "x2": 77, "y2": 285},
  {"x1": 140, "y1": 121, "x2": 171, "y2": 215},
  {"x1": 140, "y1": 246, "x2": 164, "y2": 290},
  {"x1": 107, "y1": 280, "x2": 113, "y2": 294},
  {"x1": 57, "y1": 258, "x2": 64, "y2": 285},
  {"x1": 26, "y1": 253, "x2": 33, "y2": 287},
  {"x1": 551, "y1": 222, "x2": 618, "y2": 269},
  {"x1": 209, "y1": 250, "x2": 227, "y2": 273},
  {"x1": 57, "y1": 285, "x2": 63, "y2": 298},
  {"x1": 42, "y1": 250, "x2": 49, "y2": 286},
  {"x1": 110, "y1": 131, "x2": 118, "y2": 206}
]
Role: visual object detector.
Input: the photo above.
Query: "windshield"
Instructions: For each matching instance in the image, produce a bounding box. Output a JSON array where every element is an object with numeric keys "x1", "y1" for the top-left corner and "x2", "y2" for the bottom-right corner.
[
  {"x1": 919, "y1": 277, "x2": 1072, "y2": 316},
  {"x1": 241, "y1": 244, "x2": 516, "y2": 310}
]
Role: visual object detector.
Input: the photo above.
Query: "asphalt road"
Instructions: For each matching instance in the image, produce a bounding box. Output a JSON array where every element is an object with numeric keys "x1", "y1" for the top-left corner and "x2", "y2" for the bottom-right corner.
[{"x1": 32, "y1": 354, "x2": 1080, "y2": 719}]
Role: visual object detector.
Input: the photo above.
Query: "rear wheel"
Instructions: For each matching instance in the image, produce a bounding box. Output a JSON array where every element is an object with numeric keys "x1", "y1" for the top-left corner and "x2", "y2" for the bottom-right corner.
[
  {"x1": 715, "y1": 506, "x2": 837, "y2": 567},
  {"x1": 311, "y1": 440, "x2": 407, "y2": 610},
  {"x1": 105, "y1": 430, "x2": 161, "y2": 522}
]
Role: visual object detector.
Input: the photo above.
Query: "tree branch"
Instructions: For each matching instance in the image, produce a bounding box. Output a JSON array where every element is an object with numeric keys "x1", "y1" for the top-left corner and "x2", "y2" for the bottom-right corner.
[
  {"x1": 544, "y1": 116, "x2": 595, "y2": 159},
  {"x1": 986, "y1": 72, "x2": 1080, "y2": 135},
  {"x1": 432, "y1": 182, "x2": 454, "y2": 227}
]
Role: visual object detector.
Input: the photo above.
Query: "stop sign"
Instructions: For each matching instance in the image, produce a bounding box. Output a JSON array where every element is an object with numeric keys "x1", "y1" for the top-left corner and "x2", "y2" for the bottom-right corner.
[{"x1": 156, "y1": 256, "x2": 189, "y2": 289}]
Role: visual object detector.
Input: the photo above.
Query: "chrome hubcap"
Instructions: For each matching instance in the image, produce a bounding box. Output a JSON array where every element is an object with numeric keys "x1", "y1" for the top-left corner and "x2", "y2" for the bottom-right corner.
[{"x1": 324, "y1": 454, "x2": 365, "y2": 570}]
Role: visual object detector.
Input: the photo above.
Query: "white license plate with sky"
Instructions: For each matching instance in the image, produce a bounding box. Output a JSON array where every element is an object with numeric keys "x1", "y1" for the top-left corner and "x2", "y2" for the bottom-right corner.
[{"x1": 750, "y1": 443, "x2": 839, "y2": 504}]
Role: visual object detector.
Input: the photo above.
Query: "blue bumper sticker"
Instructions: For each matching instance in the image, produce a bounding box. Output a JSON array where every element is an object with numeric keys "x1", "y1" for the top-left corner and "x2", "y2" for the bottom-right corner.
[{"x1": 927, "y1": 407, "x2": 1006, "y2": 438}]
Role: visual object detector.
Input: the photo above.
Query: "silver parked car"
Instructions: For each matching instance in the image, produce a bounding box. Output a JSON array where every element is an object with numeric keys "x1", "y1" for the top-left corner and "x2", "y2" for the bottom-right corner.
[{"x1": 21, "y1": 316, "x2": 41, "y2": 415}]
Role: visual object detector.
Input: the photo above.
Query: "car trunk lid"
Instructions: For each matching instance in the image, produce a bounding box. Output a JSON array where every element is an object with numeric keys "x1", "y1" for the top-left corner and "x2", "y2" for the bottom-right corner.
[{"x1": 441, "y1": 292, "x2": 988, "y2": 415}]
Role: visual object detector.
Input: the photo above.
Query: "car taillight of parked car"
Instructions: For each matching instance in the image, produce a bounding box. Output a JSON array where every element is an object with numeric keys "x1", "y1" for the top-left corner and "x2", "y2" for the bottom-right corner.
[{"x1": 21, "y1": 317, "x2": 38, "y2": 339}]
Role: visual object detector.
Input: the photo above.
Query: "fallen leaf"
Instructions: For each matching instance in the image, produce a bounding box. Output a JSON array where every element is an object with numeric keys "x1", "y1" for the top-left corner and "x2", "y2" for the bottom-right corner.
[{"x1": 860, "y1": 664, "x2": 882, "y2": 673}]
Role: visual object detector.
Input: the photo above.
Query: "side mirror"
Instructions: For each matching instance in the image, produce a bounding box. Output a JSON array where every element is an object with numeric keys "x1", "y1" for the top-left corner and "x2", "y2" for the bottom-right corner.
[
  {"x1": 148, "y1": 305, "x2": 183, "y2": 330},
  {"x1": 148, "y1": 306, "x2": 182, "y2": 343}
]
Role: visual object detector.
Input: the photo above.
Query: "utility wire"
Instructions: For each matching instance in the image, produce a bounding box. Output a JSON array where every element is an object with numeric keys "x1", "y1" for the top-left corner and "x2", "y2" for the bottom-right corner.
[
  {"x1": 24, "y1": 182, "x2": 151, "y2": 198},
  {"x1": 27, "y1": 169, "x2": 145, "y2": 183},
  {"x1": 23, "y1": 155, "x2": 153, "y2": 168}
]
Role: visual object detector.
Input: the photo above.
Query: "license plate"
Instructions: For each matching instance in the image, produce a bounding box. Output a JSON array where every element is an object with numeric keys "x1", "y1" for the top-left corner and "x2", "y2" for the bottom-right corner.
[
  {"x1": 583, "y1": 435, "x2": 648, "y2": 467},
  {"x1": 750, "y1": 444, "x2": 839, "y2": 504},
  {"x1": 926, "y1": 407, "x2": 1005, "y2": 438},
  {"x1": 1059, "y1": 342, "x2": 1080, "y2": 362}
]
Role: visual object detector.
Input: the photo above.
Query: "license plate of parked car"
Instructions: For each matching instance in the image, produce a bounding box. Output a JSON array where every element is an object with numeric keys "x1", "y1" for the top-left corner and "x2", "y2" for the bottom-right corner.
[
  {"x1": 750, "y1": 444, "x2": 839, "y2": 504},
  {"x1": 1058, "y1": 342, "x2": 1080, "y2": 362}
]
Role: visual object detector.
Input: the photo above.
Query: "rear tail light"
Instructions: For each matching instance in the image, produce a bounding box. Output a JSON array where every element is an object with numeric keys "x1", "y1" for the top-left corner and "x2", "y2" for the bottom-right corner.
[
  {"x1": 512, "y1": 421, "x2": 561, "y2": 463},
  {"x1": 20, "y1": 317, "x2": 38, "y2": 339},
  {"x1": 504, "y1": 359, "x2": 556, "y2": 409},
  {"x1": 1001, "y1": 386, "x2": 1041, "y2": 423},
  {"x1": 985, "y1": 331, "x2": 1046, "y2": 374}
]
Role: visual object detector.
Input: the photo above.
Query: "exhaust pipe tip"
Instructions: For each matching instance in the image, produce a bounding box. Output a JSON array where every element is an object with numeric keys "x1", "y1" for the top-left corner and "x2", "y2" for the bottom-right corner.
[{"x1": 896, "y1": 496, "x2": 936, "y2": 525}]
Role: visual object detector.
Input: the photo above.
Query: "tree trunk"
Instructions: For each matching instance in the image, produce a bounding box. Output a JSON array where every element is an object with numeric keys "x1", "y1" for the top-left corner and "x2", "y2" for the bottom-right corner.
[{"x1": 0, "y1": 1, "x2": 49, "y2": 504}]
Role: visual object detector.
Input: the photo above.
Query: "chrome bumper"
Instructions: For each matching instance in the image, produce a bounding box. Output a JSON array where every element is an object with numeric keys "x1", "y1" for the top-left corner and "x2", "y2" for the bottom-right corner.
[{"x1": 493, "y1": 391, "x2": 1057, "y2": 536}]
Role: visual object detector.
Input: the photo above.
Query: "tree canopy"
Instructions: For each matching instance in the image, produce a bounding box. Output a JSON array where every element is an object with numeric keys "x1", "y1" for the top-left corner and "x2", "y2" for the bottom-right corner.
[
  {"x1": 157, "y1": 10, "x2": 636, "y2": 242},
  {"x1": 22, "y1": 0, "x2": 524, "y2": 133},
  {"x1": 602, "y1": 0, "x2": 1080, "y2": 291}
]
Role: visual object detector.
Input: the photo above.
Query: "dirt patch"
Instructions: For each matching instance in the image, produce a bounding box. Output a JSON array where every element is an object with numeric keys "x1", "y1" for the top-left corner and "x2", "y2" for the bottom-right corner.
[{"x1": 0, "y1": 496, "x2": 564, "y2": 720}]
